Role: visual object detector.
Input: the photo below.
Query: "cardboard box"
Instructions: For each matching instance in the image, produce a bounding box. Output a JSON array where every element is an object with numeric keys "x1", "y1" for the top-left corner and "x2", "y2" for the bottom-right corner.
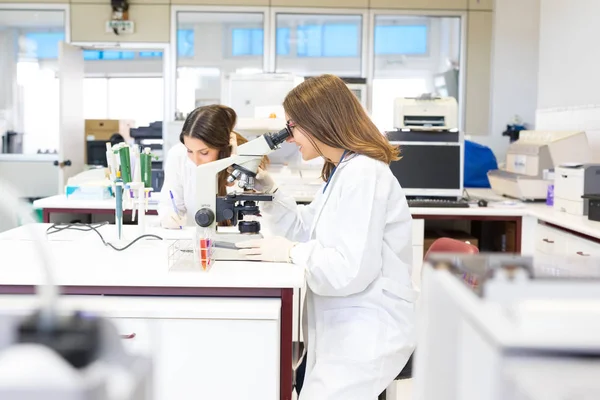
[{"x1": 85, "y1": 119, "x2": 133, "y2": 141}]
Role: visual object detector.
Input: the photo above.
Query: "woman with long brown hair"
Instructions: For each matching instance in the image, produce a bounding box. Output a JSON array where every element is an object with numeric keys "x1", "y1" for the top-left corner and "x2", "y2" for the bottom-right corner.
[
  {"x1": 237, "y1": 74, "x2": 417, "y2": 399},
  {"x1": 158, "y1": 104, "x2": 265, "y2": 228}
]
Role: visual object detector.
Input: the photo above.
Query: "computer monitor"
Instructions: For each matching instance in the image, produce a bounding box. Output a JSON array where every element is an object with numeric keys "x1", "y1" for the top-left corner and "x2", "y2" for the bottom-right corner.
[{"x1": 388, "y1": 129, "x2": 463, "y2": 198}]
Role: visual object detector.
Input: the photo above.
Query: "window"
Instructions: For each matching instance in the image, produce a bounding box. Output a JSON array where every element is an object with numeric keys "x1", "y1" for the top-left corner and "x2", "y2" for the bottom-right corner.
[
  {"x1": 297, "y1": 23, "x2": 359, "y2": 57},
  {"x1": 83, "y1": 78, "x2": 163, "y2": 127},
  {"x1": 23, "y1": 31, "x2": 186, "y2": 59},
  {"x1": 175, "y1": 11, "x2": 264, "y2": 113},
  {"x1": 275, "y1": 14, "x2": 362, "y2": 76},
  {"x1": 24, "y1": 32, "x2": 64, "y2": 59},
  {"x1": 232, "y1": 28, "x2": 263, "y2": 56},
  {"x1": 371, "y1": 16, "x2": 462, "y2": 129},
  {"x1": 177, "y1": 29, "x2": 194, "y2": 58},
  {"x1": 231, "y1": 28, "x2": 291, "y2": 56},
  {"x1": 374, "y1": 25, "x2": 428, "y2": 55}
]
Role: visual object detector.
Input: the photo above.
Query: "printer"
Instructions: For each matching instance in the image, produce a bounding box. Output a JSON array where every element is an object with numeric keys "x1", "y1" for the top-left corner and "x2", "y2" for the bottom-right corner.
[
  {"x1": 389, "y1": 96, "x2": 464, "y2": 199},
  {"x1": 488, "y1": 130, "x2": 591, "y2": 201},
  {"x1": 394, "y1": 95, "x2": 458, "y2": 129},
  {"x1": 554, "y1": 163, "x2": 600, "y2": 215}
]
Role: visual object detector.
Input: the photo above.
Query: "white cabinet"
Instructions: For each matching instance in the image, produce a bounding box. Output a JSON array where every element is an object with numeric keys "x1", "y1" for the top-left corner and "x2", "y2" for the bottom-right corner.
[
  {"x1": 535, "y1": 222, "x2": 600, "y2": 259},
  {"x1": 412, "y1": 219, "x2": 425, "y2": 291},
  {"x1": 0, "y1": 296, "x2": 282, "y2": 400}
]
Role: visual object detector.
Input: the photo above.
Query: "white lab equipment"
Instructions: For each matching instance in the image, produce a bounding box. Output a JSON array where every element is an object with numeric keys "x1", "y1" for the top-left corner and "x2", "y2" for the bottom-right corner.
[
  {"x1": 221, "y1": 73, "x2": 302, "y2": 119},
  {"x1": 192, "y1": 128, "x2": 291, "y2": 259},
  {"x1": 394, "y1": 95, "x2": 458, "y2": 129},
  {"x1": 261, "y1": 155, "x2": 417, "y2": 400},
  {"x1": 553, "y1": 163, "x2": 600, "y2": 216},
  {"x1": 106, "y1": 143, "x2": 154, "y2": 238},
  {"x1": 0, "y1": 178, "x2": 152, "y2": 400},
  {"x1": 488, "y1": 130, "x2": 591, "y2": 201},
  {"x1": 414, "y1": 253, "x2": 600, "y2": 400}
]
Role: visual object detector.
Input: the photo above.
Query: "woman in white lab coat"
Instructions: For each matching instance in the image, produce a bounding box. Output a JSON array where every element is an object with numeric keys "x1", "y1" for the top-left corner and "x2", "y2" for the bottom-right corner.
[
  {"x1": 237, "y1": 74, "x2": 417, "y2": 400},
  {"x1": 159, "y1": 104, "x2": 266, "y2": 228}
]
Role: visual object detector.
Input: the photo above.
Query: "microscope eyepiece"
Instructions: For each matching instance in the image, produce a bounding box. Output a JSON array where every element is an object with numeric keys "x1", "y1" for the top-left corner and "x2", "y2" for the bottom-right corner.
[{"x1": 265, "y1": 128, "x2": 291, "y2": 150}]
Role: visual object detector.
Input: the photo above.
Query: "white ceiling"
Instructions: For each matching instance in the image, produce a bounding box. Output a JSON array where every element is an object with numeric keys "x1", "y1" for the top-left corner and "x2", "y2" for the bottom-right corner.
[{"x1": 0, "y1": 10, "x2": 64, "y2": 29}]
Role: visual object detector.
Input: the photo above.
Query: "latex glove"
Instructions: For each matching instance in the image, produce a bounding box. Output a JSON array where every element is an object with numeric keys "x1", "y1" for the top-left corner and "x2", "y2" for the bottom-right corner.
[
  {"x1": 254, "y1": 167, "x2": 277, "y2": 194},
  {"x1": 237, "y1": 236, "x2": 295, "y2": 262},
  {"x1": 160, "y1": 210, "x2": 184, "y2": 230}
]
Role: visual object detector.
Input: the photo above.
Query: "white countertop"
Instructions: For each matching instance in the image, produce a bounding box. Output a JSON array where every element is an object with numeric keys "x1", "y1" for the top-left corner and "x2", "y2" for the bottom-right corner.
[
  {"x1": 33, "y1": 194, "x2": 161, "y2": 211},
  {"x1": 0, "y1": 224, "x2": 305, "y2": 290},
  {"x1": 27, "y1": 188, "x2": 600, "y2": 241}
]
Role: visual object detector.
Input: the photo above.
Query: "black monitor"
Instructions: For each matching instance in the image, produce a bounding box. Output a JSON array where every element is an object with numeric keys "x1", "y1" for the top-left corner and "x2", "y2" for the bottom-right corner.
[
  {"x1": 388, "y1": 129, "x2": 463, "y2": 198},
  {"x1": 86, "y1": 140, "x2": 109, "y2": 167}
]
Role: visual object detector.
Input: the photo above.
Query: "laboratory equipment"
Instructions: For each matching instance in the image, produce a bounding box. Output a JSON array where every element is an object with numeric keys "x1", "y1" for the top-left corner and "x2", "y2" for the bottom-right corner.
[
  {"x1": 388, "y1": 95, "x2": 464, "y2": 199},
  {"x1": 554, "y1": 163, "x2": 600, "y2": 215},
  {"x1": 193, "y1": 127, "x2": 290, "y2": 259},
  {"x1": 106, "y1": 143, "x2": 154, "y2": 238},
  {"x1": 488, "y1": 130, "x2": 591, "y2": 201},
  {"x1": 393, "y1": 95, "x2": 458, "y2": 129},
  {"x1": 222, "y1": 73, "x2": 302, "y2": 119},
  {"x1": 0, "y1": 178, "x2": 152, "y2": 400},
  {"x1": 340, "y1": 77, "x2": 367, "y2": 109},
  {"x1": 115, "y1": 172, "x2": 124, "y2": 240},
  {"x1": 414, "y1": 253, "x2": 600, "y2": 400}
]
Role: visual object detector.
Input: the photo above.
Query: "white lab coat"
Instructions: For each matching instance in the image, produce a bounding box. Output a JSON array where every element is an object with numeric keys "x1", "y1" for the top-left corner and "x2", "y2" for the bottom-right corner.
[
  {"x1": 159, "y1": 143, "x2": 198, "y2": 226},
  {"x1": 260, "y1": 154, "x2": 417, "y2": 400},
  {"x1": 159, "y1": 143, "x2": 239, "y2": 226}
]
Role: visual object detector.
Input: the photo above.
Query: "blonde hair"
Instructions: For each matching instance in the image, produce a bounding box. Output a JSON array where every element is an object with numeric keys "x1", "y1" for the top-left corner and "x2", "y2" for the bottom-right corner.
[{"x1": 283, "y1": 74, "x2": 399, "y2": 181}]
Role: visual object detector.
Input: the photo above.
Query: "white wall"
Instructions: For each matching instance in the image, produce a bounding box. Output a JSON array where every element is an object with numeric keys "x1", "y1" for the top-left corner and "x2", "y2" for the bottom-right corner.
[
  {"x1": 469, "y1": 0, "x2": 540, "y2": 163},
  {"x1": 535, "y1": 0, "x2": 600, "y2": 160},
  {"x1": 537, "y1": 0, "x2": 599, "y2": 109}
]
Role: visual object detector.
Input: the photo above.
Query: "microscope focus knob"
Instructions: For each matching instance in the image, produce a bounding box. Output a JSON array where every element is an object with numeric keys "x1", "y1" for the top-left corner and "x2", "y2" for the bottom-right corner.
[
  {"x1": 222, "y1": 208, "x2": 234, "y2": 220},
  {"x1": 195, "y1": 208, "x2": 215, "y2": 227}
]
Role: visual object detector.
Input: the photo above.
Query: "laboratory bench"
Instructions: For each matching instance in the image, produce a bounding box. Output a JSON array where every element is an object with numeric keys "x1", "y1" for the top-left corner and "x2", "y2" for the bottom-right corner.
[{"x1": 0, "y1": 224, "x2": 304, "y2": 400}]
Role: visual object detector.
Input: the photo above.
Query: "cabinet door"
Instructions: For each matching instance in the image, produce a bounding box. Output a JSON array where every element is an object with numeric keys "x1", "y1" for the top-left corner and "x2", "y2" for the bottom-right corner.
[
  {"x1": 153, "y1": 318, "x2": 280, "y2": 400},
  {"x1": 535, "y1": 223, "x2": 568, "y2": 255}
]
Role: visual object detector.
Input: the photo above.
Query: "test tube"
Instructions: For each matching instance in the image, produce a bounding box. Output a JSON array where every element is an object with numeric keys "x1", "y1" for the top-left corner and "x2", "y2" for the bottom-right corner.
[{"x1": 195, "y1": 228, "x2": 214, "y2": 271}]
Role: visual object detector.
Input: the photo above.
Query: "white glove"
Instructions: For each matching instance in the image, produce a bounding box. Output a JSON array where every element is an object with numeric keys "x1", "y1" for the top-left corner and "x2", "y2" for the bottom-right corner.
[
  {"x1": 160, "y1": 210, "x2": 184, "y2": 230},
  {"x1": 237, "y1": 236, "x2": 296, "y2": 262},
  {"x1": 254, "y1": 167, "x2": 277, "y2": 194}
]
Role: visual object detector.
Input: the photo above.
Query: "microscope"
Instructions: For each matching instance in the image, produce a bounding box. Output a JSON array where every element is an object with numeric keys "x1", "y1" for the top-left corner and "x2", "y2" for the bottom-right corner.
[{"x1": 193, "y1": 128, "x2": 290, "y2": 256}]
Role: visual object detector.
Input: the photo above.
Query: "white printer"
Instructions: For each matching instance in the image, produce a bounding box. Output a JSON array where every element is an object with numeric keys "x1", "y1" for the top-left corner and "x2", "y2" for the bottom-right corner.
[
  {"x1": 554, "y1": 164, "x2": 600, "y2": 215},
  {"x1": 394, "y1": 95, "x2": 458, "y2": 129},
  {"x1": 488, "y1": 130, "x2": 591, "y2": 201}
]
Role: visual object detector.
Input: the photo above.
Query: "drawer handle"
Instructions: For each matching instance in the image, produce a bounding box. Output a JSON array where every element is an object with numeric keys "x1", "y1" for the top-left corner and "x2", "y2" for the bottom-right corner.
[
  {"x1": 542, "y1": 238, "x2": 554, "y2": 243},
  {"x1": 576, "y1": 251, "x2": 590, "y2": 257},
  {"x1": 120, "y1": 333, "x2": 137, "y2": 339}
]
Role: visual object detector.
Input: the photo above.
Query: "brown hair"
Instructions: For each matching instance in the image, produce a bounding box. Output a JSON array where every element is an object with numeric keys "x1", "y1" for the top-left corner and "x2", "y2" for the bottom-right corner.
[
  {"x1": 180, "y1": 104, "x2": 268, "y2": 197},
  {"x1": 283, "y1": 74, "x2": 399, "y2": 181}
]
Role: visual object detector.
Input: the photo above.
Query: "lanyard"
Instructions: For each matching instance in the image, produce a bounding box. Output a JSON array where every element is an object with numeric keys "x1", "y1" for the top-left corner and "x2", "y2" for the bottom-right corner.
[{"x1": 323, "y1": 150, "x2": 349, "y2": 194}]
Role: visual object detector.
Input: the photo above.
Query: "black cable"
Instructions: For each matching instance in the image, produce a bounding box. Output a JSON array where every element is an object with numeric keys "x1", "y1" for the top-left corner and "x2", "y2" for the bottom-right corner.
[{"x1": 46, "y1": 222, "x2": 163, "y2": 251}]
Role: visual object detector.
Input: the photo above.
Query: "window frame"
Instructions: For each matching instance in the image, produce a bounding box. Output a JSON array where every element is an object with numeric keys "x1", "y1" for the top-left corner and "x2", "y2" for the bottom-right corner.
[
  {"x1": 367, "y1": 9, "x2": 467, "y2": 132},
  {"x1": 267, "y1": 7, "x2": 369, "y2": 76},
  {"x1": 170, "y1": 5, "x2": 270, "y2": 121}
]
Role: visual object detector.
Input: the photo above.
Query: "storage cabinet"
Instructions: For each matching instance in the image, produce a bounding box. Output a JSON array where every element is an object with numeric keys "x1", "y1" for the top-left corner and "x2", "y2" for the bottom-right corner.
[
  {"x1": 535, "y1": 222, "x2": 600, "y2": 259},
  {"x1": 0, "y1": 296, "x2": 282, "y2": 400}
]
